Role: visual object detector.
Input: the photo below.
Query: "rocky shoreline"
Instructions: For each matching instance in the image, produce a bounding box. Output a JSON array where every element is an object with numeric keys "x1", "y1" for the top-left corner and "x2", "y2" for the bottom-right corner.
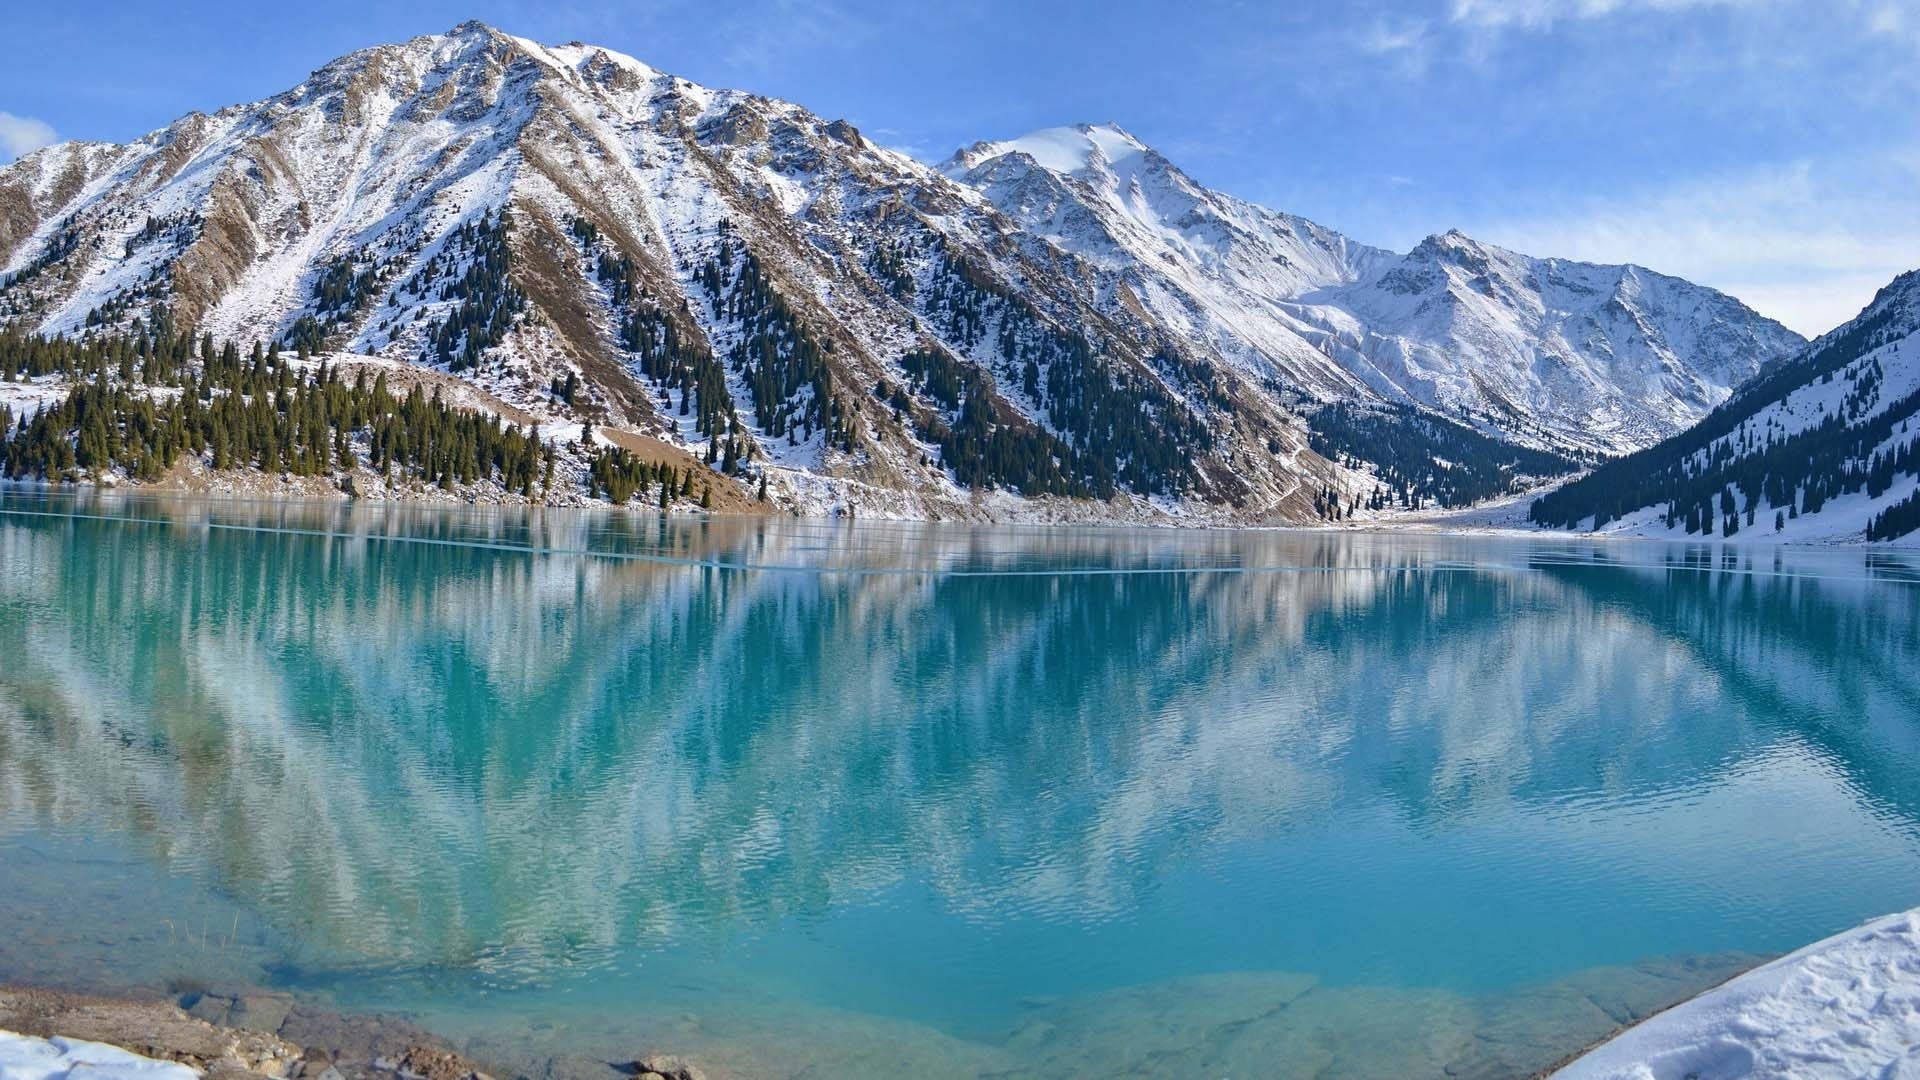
[
  {"x1": 0, "y1": 941, "x2": 1787, "y2": 1079},
  {"x1": 0, "y1": 986, "x2": 707, "y2": 1080}
]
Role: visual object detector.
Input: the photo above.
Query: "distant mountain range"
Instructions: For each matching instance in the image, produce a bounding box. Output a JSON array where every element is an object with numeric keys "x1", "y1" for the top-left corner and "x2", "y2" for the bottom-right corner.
[
  {"x1": 0, "y1": 22, "x2": 1865, "y2": 528},
  {"x1": 943, "y1": 124, "x2": 1802, "y2": 457}
]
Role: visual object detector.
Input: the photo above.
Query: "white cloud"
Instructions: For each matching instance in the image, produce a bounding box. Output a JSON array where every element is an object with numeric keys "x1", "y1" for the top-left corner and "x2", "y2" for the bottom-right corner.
[
  {"x1": 1351, "y1": 0, "x2": 1799, "y2": 78},
  {"x1": 1359, "y1": 15, "x2": 1433, "y2": 54},
  {"x1": 1467, "y1": 150, "x2": 1920, "y2": 336},
  {"x1": 1355, "y1": 16, "x2": 1438, "y2": 77},
  {"x1": 1863, "y1": 1, "x2": 1920, "y2": 44},
  {"x1": 1444, "y1": 0, "x2": 1918, "y2": 48},
  {"x1": 0, "y1": 112, "x2": 57, "y2": 162},
  {"x1": 1448, "y1": 0, "x2": 1767, "y2": 29}
]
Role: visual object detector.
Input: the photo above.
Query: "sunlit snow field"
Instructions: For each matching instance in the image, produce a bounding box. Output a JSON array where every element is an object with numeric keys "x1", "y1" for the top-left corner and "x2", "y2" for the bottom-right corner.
[{"x1": 1, "y1": 491, "x2": 1917, "y2": 1078}]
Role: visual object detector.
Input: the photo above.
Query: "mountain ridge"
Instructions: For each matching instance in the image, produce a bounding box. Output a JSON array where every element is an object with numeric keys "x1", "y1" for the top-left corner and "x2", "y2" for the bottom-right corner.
[{"x1": 943, "y1": 121, "x2": 1805, "y2": 458}]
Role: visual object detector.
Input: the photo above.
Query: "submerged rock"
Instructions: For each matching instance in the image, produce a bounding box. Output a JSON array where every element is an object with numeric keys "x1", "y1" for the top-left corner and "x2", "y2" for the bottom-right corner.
[
  {"x1": 998, "y1": 970, "x2": 1324, "y2": 1075},
  {"x1": 625, "y1": 1056, "x2": 704, "y2": 1080},
  {"x1": 986, "y1": 955, "x2": 1768, "y2": 1079},
  {"x1": 1200, "y1": 983, "x2": 1478, "y2": 1079},
  {"x1": 528, "y1": 1055, "x2": 631, "y2": 1080},
  {"x1": 183, "y1": 992, "x2": 295, "y2": 1035}
]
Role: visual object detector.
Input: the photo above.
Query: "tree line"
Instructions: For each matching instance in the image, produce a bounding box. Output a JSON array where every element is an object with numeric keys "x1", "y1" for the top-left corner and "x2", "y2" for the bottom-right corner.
[
  {"x1": 697, "y1": 223, "x2": 857, "y2": 457},
  {"x1": 1308, "y1": 402, "x2": 1579, "y2": 511},
  {"x1": 914, "y1": 234, "x2": 1213, "y2": 498},
  {"x1": 1530, "y1": 353, "x2": 1920, "y2": 539},
  {"x1": 0, "y1": 328, "x2": 558, "y2": 498},
  {"x1": 569, "y1": 217, "x2": 741, "y2": 454},
  {"x1": 422, "y1": 210, "x2": 526, "y2": 372}
]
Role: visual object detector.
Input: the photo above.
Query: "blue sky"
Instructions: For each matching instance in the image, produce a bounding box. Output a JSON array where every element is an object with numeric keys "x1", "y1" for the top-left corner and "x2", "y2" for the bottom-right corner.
[{"x1": 3, "y1": 0, "x2": 1915, "y2": 335}]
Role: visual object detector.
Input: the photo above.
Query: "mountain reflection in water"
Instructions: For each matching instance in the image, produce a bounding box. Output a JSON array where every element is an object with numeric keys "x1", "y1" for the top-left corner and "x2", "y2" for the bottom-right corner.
[{"x1": 1, "y1": 491, "x2": 1916, "y2": 1078}]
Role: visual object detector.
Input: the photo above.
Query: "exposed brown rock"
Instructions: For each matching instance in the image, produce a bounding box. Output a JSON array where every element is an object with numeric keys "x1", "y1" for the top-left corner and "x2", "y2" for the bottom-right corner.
[
  {"x1": 0, "y1": 984, "x2": 502, "y2": 1080},
  {"x1": 0, "y1": 177, "x2": 37, "y2": 267},
  {"x1": 170, "y1": 175, "x2": 260, "y2": 328},
  {"x1": 0, "y1": 985, "x2": 301, "y2": 1078},
  {"x1": 397, "y1": 1043, "x2": 489, "y2": 1080},
  {"x1": 625, "y1": 1056, "x2": 705, "y2": 1080}
]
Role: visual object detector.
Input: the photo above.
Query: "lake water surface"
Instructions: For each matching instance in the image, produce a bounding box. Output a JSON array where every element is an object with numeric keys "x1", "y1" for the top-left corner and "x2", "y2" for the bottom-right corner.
[{"x1": 2, "y1": 491, "x2": 1917, "y2": 1077}]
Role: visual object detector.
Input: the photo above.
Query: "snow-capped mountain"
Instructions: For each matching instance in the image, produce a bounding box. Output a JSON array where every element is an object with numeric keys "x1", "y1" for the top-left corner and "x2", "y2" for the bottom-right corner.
[
  {"x1": 943, "y1": 124, "x2": 1805, "y2": 457},
  {"x1": 0, "y1": 23, "x2": 1341, "y2": 522},
  {"x1": 1531, "y1": 269, "x2": 1920, "y2": 541},
  {"x1": 0, "y1": 25, "x2": 1802, "y2": 521}
]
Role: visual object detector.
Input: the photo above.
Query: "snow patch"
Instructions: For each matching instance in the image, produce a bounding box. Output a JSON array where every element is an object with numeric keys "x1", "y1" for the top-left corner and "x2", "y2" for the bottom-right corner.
[
  {"x1": 1555, "y1": 907, "x2": 1920, "y2": 1080},
  {"x1": 0, "y1": 1030, "x2": 200, "y2": 1080}
]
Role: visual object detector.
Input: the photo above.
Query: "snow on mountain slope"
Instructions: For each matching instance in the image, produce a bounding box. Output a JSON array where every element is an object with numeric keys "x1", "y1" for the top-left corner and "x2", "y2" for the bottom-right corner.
[
  {"x1": 944, "y1": 124, "x2": 1805, "y2": 457},
  {"x1": 944, "y1": 124, "x2": 1393, "y2": 401},
  {"x1": 1308, "y1": 230, "x2": 1808, "y2": 454},
  {"x1": 1529, "y1": 269, "x2": 1920, "y2": 542},
  {"x1": 0, "y1": 24, "x2": 1345, "y2": 523}
]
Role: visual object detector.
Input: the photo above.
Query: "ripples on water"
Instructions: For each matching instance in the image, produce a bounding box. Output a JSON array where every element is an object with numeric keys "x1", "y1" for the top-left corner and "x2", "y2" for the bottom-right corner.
[{"x1": 0, "y1": 490, "x2": 1917, "y2": 1078}]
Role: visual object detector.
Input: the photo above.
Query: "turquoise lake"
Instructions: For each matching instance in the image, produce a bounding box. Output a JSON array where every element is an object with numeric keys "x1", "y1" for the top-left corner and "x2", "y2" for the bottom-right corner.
[{"x1": 2, "y1": 490, "x2": 1918, "y2": 1077}]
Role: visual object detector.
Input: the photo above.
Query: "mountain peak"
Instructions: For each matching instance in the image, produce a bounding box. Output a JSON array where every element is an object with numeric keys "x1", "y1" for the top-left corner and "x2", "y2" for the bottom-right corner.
[
  {"x1": 424, "y1": 19, "x2": 518, "y2": 53},
  {"x1": 1409, "y1": 230, "x2": 1538, "y2": 273},
  {"x1": 943, "y1": 122, "x2": 1153, "y2": 180},
  {"x1": 1414, "y1": 228, "x2": 1481, "y2": 254}
]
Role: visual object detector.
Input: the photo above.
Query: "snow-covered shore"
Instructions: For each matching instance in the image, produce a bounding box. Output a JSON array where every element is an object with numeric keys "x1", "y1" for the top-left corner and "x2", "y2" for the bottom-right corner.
[
  {"x1": 0, "y1": 1031, "x2": 199, "y2": 1080},
  {"x1": 1554, "y1": 907, "x2": 1920, "y2": 1079}
]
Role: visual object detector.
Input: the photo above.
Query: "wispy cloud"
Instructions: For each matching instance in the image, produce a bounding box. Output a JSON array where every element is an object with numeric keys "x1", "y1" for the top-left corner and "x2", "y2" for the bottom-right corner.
[
  {"x1": 1467, "y1": 148, "x2": 1920, "y2": 335},
  {"x1": 1357, "y1": 15, "x2": 1433, "y2": 55},
  {"x1": 1443, "y1": 0, "x2": 1917, "y2": 49},
  {"x1": 1861, "y1": 1, "x2": 1920, "y2": 44},
  {"x1": 1351, "y1": 0, "x2": 1781, "y2": 80},
  {"x1": 0, "y1": 112, "x2": 56, "y2": 162},
  {"x1": 1448, "y1": 0, "x2": 1767, "y2": 30},
  {"x1": 1355, "y1": 15, "x2": 1438, "y2": 77}
]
